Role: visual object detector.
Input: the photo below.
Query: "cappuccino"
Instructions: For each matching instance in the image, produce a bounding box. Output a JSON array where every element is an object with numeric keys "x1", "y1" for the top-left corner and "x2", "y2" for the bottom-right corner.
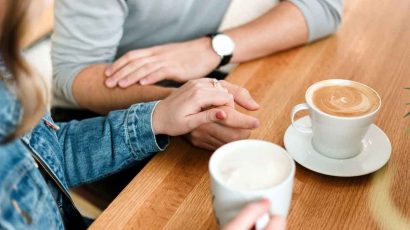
[
  {"x1": 292, "y1": 79, "x2": 382, "y2": 158},
  {"x1": 216, "y1": 146, "x2": 290, "y2": 191},
  {"x1": 311, "y1": 83, "x2": 380, "y2": 117}
]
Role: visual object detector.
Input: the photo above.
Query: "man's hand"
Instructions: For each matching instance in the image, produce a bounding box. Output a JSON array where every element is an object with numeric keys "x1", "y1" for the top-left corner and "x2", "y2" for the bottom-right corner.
[
  {"x1": 104, "y1": 37, "x2": 220, "y2": 88},
  {"x1": 186, "y1": 80, "x2": 260, "y2": 150}
]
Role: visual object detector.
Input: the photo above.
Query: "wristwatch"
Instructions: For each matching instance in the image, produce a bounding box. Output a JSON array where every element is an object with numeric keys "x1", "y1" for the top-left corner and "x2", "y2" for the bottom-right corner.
[{"x1": 207, "y1": 33, "x2": 235, "y2": 68}]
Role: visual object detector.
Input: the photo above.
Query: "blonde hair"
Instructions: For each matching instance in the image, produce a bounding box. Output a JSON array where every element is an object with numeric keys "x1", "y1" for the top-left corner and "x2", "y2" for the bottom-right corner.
[{"x1": 0, "y1": 0, "x2": 48, "y2": 142}]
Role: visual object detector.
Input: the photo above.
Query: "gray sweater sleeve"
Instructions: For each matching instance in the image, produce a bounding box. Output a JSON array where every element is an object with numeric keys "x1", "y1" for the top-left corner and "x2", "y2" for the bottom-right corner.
[
  {"x1": 51, "y1": 0, "x2": 128, "y2": 106},
  {"x1": 288, "y1": 0, "x2": 343, "y2": 42},
  {"x1": 52, "y1": 0, "x2": 342, "y2": 106}
]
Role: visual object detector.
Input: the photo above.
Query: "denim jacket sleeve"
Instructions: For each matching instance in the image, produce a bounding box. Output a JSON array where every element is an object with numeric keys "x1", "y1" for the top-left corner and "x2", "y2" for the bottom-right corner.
[
  {"x1": 0, "y1": 82, "x2": 21, "y2": 143},
  {"x1": 55, "y1": 101, "x2": 169, "y2": 187}
]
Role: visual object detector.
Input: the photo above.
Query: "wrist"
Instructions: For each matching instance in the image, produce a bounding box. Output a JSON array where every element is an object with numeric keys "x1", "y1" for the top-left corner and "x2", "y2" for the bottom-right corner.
[
  {"x1": 196, "y1": 37, "x2": 221, "y2": 69},
  {"x1": 152, "y1": 101, "x2": 166, "y2": 135}
]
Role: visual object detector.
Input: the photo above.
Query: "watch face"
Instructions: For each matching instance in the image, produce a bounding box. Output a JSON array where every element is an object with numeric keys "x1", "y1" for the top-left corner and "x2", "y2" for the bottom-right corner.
[{"x1": 212, "y1": 34, "x2": 235, "y2": 56}]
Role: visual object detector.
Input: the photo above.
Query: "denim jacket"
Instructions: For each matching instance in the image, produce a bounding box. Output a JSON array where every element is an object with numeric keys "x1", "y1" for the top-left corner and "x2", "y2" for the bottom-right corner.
[{"x1": 0, "y1": 79, "x2": 169, "y2": 229}]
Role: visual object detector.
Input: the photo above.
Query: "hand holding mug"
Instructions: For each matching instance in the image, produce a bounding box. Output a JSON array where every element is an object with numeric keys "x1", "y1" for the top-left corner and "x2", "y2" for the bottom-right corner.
[
  {"x1": 224, "y1": 200, "x2": 287, "y2": 230},
  {"x1": 210, "y1": 140, "x2": 295, "y2": 229}
]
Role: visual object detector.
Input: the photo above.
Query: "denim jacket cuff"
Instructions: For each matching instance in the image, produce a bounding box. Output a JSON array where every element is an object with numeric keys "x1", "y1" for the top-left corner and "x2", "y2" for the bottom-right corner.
[{"x1": 126, "y1": 101, "x2": 169, "y2": 160}]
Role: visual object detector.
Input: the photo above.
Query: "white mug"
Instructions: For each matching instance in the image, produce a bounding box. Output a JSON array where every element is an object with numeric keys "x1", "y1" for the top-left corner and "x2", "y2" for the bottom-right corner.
[
  {"x1": 291, "y1": 79, "x2": 381, "y2": 159},
  {"x1": 209, "y1": 140, "x2": 295, "y2": 229}
]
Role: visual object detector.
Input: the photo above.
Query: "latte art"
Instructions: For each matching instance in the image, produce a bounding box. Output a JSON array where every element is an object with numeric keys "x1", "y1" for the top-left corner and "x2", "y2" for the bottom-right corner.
[{"x1": 312, "y1": 85, "x2": 379, "y2": 117}]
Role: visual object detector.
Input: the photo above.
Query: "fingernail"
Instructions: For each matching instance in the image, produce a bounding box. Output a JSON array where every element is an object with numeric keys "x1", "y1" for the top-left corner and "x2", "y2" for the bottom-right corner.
[
  {"x1": 253, "y1": 120, "x2": 260, "y2": 128},
  {"x1": 140, "y1": 79, "x2": 147, "y2": 85},
  {"x1": 105, "y1": 68, "x2": 111, "y2": 76},
  {"x1": 106, "y1": 80, "x2": 115, "y2": 88},
  {"x1": 216, "y1": 111, "x2": 226, "y2": 120}
]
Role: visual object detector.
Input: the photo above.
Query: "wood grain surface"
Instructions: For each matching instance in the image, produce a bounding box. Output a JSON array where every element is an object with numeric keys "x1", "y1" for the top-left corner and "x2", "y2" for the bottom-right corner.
[{"x1": 90, "y1": 0, "x2": 410, "y2": 229}]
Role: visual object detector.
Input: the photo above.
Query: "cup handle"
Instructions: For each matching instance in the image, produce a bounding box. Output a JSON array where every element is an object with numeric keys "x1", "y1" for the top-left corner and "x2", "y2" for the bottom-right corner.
[{"x1": 291, "y1": 103, "x2": 312, "y2": 133}]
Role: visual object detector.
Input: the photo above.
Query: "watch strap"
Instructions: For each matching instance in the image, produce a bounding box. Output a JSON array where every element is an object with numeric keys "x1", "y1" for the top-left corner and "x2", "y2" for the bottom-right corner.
[{"x1": 220, "y1": 54, "x2": 232, "y2": 68}]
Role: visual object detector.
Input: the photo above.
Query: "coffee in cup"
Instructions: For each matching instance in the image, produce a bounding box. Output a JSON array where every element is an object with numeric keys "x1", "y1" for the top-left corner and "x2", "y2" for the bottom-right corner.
[
  {"x1": 209, "y1": 140, "x2": 295, "y2": 229},
  {"x1": 312, "y1": 83, "x2": 380, "y2": 117},
  {"x1": 217, "y1": 146, "x2": 291, "y2": 191},
  {"x1": 291, "y1": 79, "x2": 381, "y2": 159}
]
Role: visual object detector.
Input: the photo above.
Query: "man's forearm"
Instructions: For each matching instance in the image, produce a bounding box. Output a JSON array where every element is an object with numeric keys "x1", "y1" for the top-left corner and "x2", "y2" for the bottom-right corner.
[
  {"x1": 224, "y1": 1, "x2": 308, "y2": 63},
  {"x1": 72, "y1": 64, "x2": 174, "y2": 114}
]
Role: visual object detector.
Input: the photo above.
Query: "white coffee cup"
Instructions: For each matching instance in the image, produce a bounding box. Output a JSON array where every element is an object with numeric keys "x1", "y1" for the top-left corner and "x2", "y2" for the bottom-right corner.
[
  {"x1": 291, "y1": 79, "x2": 381, "y2": 159},
  {"x1": 209, "y1": 140, "x2": 295, "y2": 229}
]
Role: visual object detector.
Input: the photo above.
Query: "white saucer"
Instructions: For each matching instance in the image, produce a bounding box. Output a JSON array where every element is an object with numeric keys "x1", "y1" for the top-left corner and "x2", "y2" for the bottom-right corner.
[{"x1": 284, "y1": 116, "x2": 392, "y2": 177}]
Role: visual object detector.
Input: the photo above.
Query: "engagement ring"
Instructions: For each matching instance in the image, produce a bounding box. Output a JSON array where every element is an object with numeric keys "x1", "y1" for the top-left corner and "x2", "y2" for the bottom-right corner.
[{"x1": 211, "y1": 79, "x2": 222, "y2": 89}]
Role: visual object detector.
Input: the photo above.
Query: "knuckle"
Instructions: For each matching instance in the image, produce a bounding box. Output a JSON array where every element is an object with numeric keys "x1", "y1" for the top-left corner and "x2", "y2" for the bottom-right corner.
[
  {"x1": 145, "y1": 73, "x2": 156, "y2": 81},
  {"x1": 130, "y1": 61, "x2": 139, "y2": 68},
  {"x1": 169, "y1": 68, "x2": 182, "y2": 76},
  {"x1": 231, "y1": 133, "x2": 242, "y2": 141},
  {"x1": 219, "y1": 80, "x2": 227, "y2": 85},
  {"x1": 191, "y1": 85, "x2": 204, "y2": 95},
  {"x1": 191, "y1": 90, "x2": 201, "y2": 100},
  {"x1": 230, "y1": 130, "x2": 249, "y2": 141},
  {"x1": 151, "y1": 46, "x2": 161, "y2": 54},
  {"x1": 145, "y1": 62, "x2": 157, "y2": 69},
  {"x1": 191, "y1": 139, "x2": 200, "y2": 147},
  {"x1": 125, "y1": 52, "x2": 134, "y2": 61},
  {"x1": 206, "y1": 111, "x2": 213, "y2": 122},
  {"x1": 140, "y1": 65, "x2": 150, "y2": 73},
  {"x1": 191, "y1": 131, "x2": 200, "y2": 139},
  {"x1": 191, "y1": 80, "x2": 202, "y2": 89},
  {"x1": 237, "y1": 87, "x2": 249, "y2": 96},
  {"x1": 187, "y1": 79, "x2": 195, "y2": 84},
  {"x1": 186, "y1": 119, "x2": 196, "y2": 130},
  {"x1": 160, "y1": 68, "x2": 170, "y2": 76}
]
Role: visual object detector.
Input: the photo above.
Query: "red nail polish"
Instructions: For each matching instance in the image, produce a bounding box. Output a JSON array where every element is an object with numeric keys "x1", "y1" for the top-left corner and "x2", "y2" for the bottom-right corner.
[{"x1": 216, "y1": 111, "x2": 225, "y2": 120}]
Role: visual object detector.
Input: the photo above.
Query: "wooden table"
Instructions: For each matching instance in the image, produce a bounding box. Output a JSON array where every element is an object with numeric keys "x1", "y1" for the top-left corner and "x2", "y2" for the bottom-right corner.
[{"x1": 91, "y1": 0, "x2": 410, "y2": 229}]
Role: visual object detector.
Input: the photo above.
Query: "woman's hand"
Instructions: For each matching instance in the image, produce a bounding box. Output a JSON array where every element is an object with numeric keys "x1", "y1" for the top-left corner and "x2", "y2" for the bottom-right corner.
[
  {"x1": 224, "y1": 200, "x2": 287, "y2": 230},
  {"x1": 185, "y1": 80, "x2": 260, "y2": 150},
  {"x1": 152, "y1": 79, "x2": 235, "y2": 136},
  {"x1": 105, "y1": 37, "x2": 220, "y2": 88}
]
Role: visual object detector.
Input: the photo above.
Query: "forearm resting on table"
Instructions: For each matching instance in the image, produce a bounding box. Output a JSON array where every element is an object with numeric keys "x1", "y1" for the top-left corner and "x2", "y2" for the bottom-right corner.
[
  {"x1": 225, "y1": 1, "x2": 308, "y2": 63},
  {"x1": 72, "y1": 64, "x2": 174, "y2": 114}
]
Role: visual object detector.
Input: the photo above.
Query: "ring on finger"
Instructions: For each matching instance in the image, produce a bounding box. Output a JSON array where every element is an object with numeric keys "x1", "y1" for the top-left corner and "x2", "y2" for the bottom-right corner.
[{"x1": 211, "y1": 79, "x2": 222, "y2": 89}]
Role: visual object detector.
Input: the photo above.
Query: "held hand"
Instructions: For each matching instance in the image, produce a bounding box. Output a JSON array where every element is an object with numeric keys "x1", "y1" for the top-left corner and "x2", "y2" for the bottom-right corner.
[
  {"x1": 224, "y1": 200, "x2": 287, "y2": 230},
  {"x1": 152, "y1": 79, "x2": 234, "y2": 136},
  {"x1": 105, "y1": 37, "x2": 220, "y2": 88},
  {"x1": 186, "y1": 106, "x2": 259, "y2": 150},
  {"x1": 186, "y1": 81, "x2": 260, "y2": 150}
]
